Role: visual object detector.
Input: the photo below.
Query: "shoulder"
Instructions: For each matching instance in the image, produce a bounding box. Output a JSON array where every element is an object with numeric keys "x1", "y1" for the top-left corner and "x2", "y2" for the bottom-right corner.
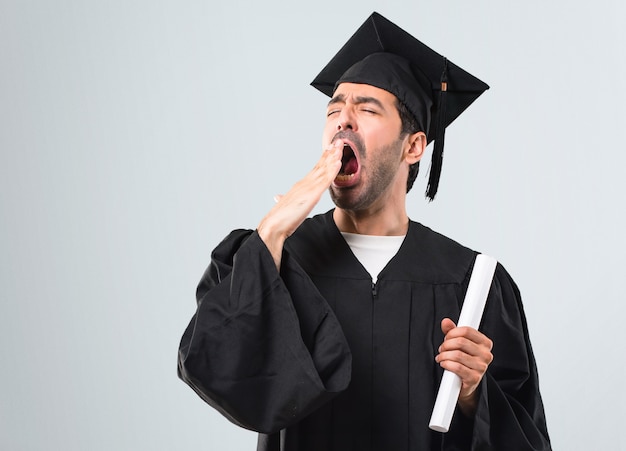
[
  {"x1": 406, "y1": 223, "x2": 523, "y2": 295},
  {"x1": 288, "y1": 210, "x2": 337, "y2": 250},
  {"x1": 285, "y1": 211, "x2": 350, "y2": 275},
  {"x1": 409, "y1": 221, "x2": 474, "y2": 256},
  {"x1": 294, "y1": 210, "x2": 334, "y2": 235},
  {"x1": 397, "y1": 221, "x2": 478, "y2": 284}
]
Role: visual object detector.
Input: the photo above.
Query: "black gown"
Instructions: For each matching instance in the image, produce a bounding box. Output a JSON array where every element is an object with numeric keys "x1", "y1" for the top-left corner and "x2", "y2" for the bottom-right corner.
[{"x1": 178, "y1": 210, "x2": 551, "y2": 450}]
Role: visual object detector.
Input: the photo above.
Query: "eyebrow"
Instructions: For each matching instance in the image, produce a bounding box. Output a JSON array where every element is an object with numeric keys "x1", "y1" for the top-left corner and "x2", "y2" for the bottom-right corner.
[{"x1": 327, "y1": 94, "x2": 386, "y2": 110}]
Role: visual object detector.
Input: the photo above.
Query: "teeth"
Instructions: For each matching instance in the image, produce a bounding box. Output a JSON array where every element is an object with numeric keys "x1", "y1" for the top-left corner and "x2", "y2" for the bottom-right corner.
[{"x1": 335, "y1": 173, "x2": 355, "y2": 181}]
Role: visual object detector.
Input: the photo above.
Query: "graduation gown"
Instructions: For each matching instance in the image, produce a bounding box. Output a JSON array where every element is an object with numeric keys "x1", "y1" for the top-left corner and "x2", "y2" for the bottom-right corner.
[{"x1": 178, "y1": 210, "x2": 551, "y2": 450}]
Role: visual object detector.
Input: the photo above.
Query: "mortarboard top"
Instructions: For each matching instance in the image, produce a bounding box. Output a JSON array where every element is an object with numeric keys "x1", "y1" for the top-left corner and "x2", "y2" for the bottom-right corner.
[{"x1": 311, "y1": 12, "x2": 489, "y2": 200}]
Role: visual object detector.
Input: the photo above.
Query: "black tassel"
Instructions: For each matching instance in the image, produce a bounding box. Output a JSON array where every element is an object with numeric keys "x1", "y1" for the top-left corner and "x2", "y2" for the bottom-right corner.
[{"x1": 426, "y1": 58, "x2": 448, "y2": 201}]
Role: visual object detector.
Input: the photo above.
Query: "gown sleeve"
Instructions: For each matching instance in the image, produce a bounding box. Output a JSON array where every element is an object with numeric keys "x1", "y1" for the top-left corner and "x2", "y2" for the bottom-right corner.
[
  {"x1": 177, "y1": 229, "x2": 352, "y2": 434},
  {"x1": 444, "y1": 263, "x2": 552, "y2": 450}
]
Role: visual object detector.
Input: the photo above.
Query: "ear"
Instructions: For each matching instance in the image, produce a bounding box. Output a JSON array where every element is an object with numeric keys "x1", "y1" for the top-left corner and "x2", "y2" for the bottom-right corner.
[{"x1": 404, "y1": 131, "x2": 426, "y2": 164}]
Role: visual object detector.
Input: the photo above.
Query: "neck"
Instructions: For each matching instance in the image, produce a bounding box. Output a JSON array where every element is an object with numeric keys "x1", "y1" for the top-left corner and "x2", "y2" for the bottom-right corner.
[
  {"x1": 333, "y1": 164, "x2": 412, "y2": 235},
  {"x1": 333, "y1": 203, "x2": 409, "y2": 236}
]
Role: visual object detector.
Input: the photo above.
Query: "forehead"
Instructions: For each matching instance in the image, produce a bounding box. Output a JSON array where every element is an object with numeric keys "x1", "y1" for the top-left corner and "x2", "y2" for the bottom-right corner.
[{"x1": 332, "y1": 82, "x2": 399, "y2": 106}]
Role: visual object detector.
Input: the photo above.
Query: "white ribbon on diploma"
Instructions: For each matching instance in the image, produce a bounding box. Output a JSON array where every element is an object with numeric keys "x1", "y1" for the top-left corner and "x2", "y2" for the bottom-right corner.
[{"x1": 428, "y1": 254, "x2": 498, "y2": 433}]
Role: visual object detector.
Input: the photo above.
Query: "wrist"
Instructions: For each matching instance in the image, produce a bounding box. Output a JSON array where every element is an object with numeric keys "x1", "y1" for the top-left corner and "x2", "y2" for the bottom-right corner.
[
  {"x1": 457, "y1": 391, "x2": 478, "y2": 418},
  {"x1": 257, "y1": 219, "x2": 287, "y2": 270}
]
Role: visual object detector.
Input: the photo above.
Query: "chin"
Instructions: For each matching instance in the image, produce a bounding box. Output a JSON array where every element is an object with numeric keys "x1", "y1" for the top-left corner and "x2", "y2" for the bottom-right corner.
[{"x1": 329, "y1": 187, "x2": 371, "y2": 212}]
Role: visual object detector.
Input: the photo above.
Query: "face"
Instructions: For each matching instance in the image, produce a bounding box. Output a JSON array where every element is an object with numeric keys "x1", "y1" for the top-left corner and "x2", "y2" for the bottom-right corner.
[{"x1": 323, "y1": 83, "x2": 415, "y2": 211}]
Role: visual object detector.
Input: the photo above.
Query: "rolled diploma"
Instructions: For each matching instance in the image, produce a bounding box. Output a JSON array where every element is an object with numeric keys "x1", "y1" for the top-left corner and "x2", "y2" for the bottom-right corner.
[{"x1": 428, "y1": 254, "x2": 498, "y2": 433}]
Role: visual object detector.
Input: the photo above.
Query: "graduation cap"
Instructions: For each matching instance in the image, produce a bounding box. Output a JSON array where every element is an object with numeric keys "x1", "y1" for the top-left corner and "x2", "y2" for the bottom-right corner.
[{"x1": 311, "y1": 12, "x2": 489, "y2": 200}]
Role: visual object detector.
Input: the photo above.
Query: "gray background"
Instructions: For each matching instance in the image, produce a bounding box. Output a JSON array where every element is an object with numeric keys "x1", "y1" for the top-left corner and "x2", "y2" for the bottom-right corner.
[{"x1": 1, "y1": 0, "x2": 625, "y2": 449}]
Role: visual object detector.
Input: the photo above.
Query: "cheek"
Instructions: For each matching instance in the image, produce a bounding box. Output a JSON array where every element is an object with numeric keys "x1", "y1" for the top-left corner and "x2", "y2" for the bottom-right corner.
[{"x1": 362, "y1": 131, "x2": 387, "y2": 153}]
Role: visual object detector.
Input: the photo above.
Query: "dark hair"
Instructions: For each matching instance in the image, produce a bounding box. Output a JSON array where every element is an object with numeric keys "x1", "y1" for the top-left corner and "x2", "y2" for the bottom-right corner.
[{"x1": 395, "y1": 99, "x2": 422, "y2": 193}]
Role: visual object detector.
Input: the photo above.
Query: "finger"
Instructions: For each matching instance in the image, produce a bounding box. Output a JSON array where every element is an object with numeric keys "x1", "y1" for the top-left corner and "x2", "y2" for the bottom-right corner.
[
  {"x1": 325, "y1": 140, "x2": 343, "y2": 169},
  {"x1": 440, "y1": 318, "x2": 456, "y2": 336},
  {"x1": 438, "y1": 335, "x2": 493, "y2": 360},
  {"x1": 438, "y1": 359, "x2": 485, "y2": 390},
  {"x1": 436, "y1": 346, "x2": 493, "y2": 371},
  {"x1": 325, "y1": 138, "x2": 344, "y2": 152},
  {"x1": 442, "y1": 327, "x2": 493, "y2": 350},
  {"x1": 309, "y1": 141, "x2": 342, "y2": 181},
  {"x1": 320, "y1": 139, "x2": 343, "y2": 160}
]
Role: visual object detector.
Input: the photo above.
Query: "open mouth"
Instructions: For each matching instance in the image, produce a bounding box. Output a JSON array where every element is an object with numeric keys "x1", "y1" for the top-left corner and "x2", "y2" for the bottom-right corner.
[{"x1": 336, "y1": 144, "x2": 359, "y2": 182}]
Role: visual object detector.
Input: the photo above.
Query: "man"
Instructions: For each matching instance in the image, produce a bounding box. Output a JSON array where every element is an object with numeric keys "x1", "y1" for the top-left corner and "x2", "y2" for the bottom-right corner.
[{"x1": 178, "y1": 12, "x2": 551, "y2": 450}]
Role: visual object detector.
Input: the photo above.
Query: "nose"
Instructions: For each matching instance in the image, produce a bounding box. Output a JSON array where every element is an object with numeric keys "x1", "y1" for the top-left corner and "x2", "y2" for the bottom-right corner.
[{"x1": 337, "y1": 108, "x2": 356, "y2": 131}]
